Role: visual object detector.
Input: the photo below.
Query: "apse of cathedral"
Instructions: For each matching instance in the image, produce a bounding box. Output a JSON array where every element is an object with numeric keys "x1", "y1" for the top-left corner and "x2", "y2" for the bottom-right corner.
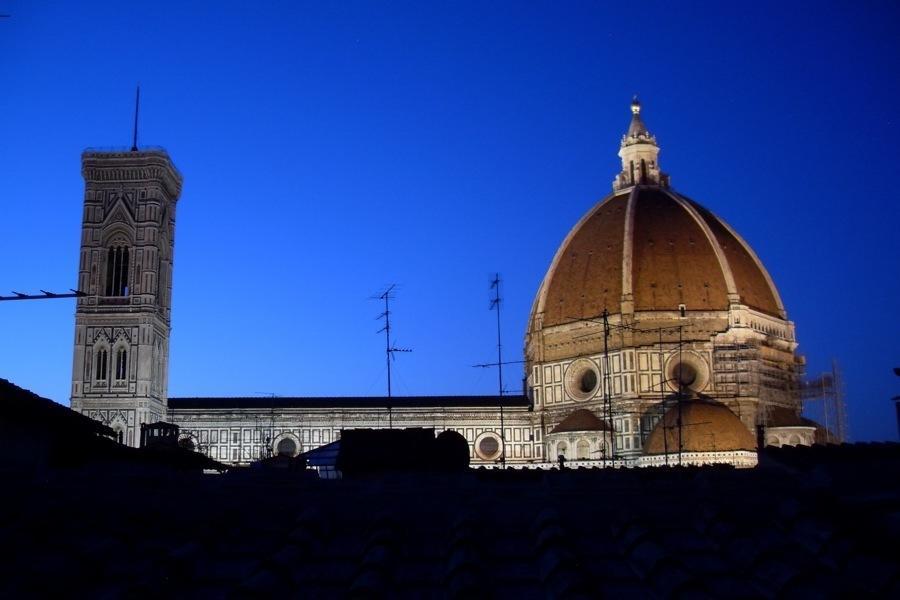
[{"x1": 71, "y1": 99, "x2": 817, "y2": 468}]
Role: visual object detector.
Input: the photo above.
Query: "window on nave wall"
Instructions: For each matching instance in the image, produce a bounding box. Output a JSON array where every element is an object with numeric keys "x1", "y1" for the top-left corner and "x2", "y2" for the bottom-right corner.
[{"x1": 105, "y1": 245, "x2": 130, "y2": 296}]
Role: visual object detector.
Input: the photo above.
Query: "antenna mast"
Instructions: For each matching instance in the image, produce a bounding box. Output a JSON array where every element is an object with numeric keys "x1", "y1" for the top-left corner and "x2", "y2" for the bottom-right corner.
[
  {"x1": 601, "y1": 309, "x2": 614, "y2": 467},
  {"x1": 491, "y1": 274, "x2": 506, "y2": 468},
  {"x1": 490, "y1": 274, "x2": 503, "y2": 397},
  {"x1": 0, "y1": 289, "x2": 86, "y2": 302},
  {"x1": 471, "y1": 274, "x2": 526, "y2": 468},
  {"x1": 374, "y1": 284, "x2": 411, "y2": 429},
  {"x1": 131, "y1": 85, "x2": 140, "y2": 152}
]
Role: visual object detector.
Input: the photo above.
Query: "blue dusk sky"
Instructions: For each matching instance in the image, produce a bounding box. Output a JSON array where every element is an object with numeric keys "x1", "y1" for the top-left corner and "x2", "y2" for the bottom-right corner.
[{"x1": 0, "y1": 1, "x2": 898, "y2": 441}]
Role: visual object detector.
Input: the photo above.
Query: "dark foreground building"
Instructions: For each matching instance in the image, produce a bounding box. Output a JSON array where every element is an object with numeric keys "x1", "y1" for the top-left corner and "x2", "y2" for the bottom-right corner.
[
  {"x1": 2, "y1": 379, "x2": 899, "y2": 596},
  {"x1": 1, "y1": 452, "x2": 898, "y2": 594}
]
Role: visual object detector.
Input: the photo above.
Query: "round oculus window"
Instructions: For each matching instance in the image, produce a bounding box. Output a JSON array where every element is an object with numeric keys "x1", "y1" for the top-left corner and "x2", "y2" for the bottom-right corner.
[
  {"x1": 674, "y1": 362, "x2": 697, "y2": 387},
  {"x1": 666, "y1": 354, "x2": 709, "y2": 393},
  {"x1": 276, "y1": 437, "x2": 298, "y2": 457},
  {"x1": 579, "y1": 369, "x2": 598, "y2": 394},
  {"x1": 564, "y1": 358, "x2": 600, "y2": 401},
  {"x1": 474, "y1": 432, "x2": 503, "y2": 460}
]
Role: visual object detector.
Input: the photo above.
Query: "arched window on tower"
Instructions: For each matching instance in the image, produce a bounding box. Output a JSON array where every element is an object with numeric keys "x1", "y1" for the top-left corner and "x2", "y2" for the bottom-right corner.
[
  {"x1": 105, "y1": 245, "x2": 130, "y2": 296},
  {"x1": 115, "y1": 348, "x2": 128, "y2": 381},
  {"x1": 95, "y1": 348, "x2": 108, "y2": 381},
  {"x1": 629, "y1": 160, "x2": 635, "y2": 184},
  {"x1": 640, "y1": 158, "x2": 647, "y2": 183}
]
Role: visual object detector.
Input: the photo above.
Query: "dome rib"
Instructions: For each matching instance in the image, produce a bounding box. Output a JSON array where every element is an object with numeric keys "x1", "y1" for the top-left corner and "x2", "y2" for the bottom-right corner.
[
  {"x1": 620, "y1": 186, "x2": 639, "y2": 304},
  {"x1": 664, "y1": 189, "x2": 739, "y2": 300},
  {"x1": 630, "y1": 188, "x2": 730, "y2": 312},
  {"x1": 682, "y1": 197, "x2": 785, "y2": 318},
  {"x1": 536, "y1": 191, "x2": 630, "y2": 326}
]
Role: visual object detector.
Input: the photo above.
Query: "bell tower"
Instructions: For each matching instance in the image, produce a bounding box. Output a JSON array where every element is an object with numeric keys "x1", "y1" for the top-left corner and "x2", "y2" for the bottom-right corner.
[{"x1": 69, "y1": 149, "x2": 182, "y2": 446}]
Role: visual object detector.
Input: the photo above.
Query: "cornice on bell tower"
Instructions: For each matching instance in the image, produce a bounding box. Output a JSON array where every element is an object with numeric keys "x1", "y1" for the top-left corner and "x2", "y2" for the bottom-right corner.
[{"x1": 613, "y1": 97, "x2": 670, "y2": 191}]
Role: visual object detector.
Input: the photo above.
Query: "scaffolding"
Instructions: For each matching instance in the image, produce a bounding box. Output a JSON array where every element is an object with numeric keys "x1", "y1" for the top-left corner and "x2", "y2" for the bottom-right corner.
[
  {"x1": 711, "y1": 341, "x2": 761, "y2": 400},
  {"x1": 800, "y1": 360, "x2": 848, "y2": 443}
]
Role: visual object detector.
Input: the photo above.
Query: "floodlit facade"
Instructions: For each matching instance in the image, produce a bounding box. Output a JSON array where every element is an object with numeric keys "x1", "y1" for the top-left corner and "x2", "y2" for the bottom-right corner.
[
  {"x1": 525, "y1": 98, "x2": 812, "y2": 467},
  {"x1": 70, "y1": 150, "x2": 181, "y2": 447},
  {"x1": 70, "y1": 100, "x2": 814, "y2": 467}
]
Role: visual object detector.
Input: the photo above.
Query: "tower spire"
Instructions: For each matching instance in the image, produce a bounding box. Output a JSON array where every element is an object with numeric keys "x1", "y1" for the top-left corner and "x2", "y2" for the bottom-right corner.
[
  {"x1": 131, "y1": 85, "x2": 140, "y2": 152},
  {"x1": 613, "y1": 96, "x2": 669, "y2": 191}
]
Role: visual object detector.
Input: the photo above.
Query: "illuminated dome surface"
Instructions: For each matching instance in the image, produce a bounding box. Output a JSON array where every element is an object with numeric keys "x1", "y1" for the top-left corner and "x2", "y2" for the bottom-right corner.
[
  {"x1": 644, "y1": 399, "x2": 757, "y2": 455},
  {"x1": 549, "y1": 409, "x2": 612, "y2": 434},
  {"x1": 531, "y1": 186, "x2": 785, "y2": 328}
]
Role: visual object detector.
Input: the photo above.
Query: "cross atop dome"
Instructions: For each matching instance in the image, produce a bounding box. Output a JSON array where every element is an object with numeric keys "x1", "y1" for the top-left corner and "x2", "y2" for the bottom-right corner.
[{"x1": 613, "y1": 96, "x2": 670, "y2": 191}]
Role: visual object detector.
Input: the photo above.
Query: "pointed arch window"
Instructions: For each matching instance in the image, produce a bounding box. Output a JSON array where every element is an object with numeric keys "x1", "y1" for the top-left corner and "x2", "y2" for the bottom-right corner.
[
  {"x1": 105, "y1": 245, "x2": 130, "y2": 296},
  {"x1": 95, "y1": 348, "x2": 108, "y2": 381},
  {"x1": 115, "y1": 348, "x2": 128, "y2": 381}
]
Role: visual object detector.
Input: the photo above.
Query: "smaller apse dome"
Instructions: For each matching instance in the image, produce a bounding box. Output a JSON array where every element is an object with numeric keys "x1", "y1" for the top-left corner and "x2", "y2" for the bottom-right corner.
[
  {"x1": 550, "y1": 409, "x2": 612, "y2": 434},
  {"x1": 644, "y1": 400, "x2": 756, "y2": 455}
]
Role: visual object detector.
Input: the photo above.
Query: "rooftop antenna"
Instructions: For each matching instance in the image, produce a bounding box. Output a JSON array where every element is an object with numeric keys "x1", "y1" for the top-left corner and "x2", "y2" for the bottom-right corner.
[
  {"x1": 0, "y1": 289, "x2": 86, "y2": 302},
  {"x1": 490, "y1": 274, "x2": 503, "y2": 397},
  {"x1": 373, "y1": 284, "x2": 412, "y2": 429},
  {"x1": 131, "y1": 85, "x2": 140, "y2": 152},
  {"x1": 471, "y1": 274, "x2": 526, "y2": 468},
  {"x1": 491, "y1": 274, "x2": 506, "y2": 468},
  {"x1": 677, "y1": 324, "x2": 684, "y2": 465},
  {"x1": 659, "y1": 326, "x2": 669, "y2": 465},
  {"x1": 601, "y1": 308, "x2": 614, "y2": 468}
]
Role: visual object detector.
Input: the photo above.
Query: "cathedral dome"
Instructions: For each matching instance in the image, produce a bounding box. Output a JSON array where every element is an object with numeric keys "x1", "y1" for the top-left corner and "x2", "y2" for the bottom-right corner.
[
  {"x1": 529, "y1": 99, "x2": 784, "y2": 330},
  {"x1": 549, "y1": 409, "x2": 612, "y2": 434},
  {"x1": 643, "y1": 399, "x2": 756, "y2": 455}
]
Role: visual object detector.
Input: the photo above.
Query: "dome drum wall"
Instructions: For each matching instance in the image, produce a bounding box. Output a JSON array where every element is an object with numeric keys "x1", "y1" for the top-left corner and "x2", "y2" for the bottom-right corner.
[
  {"x1": 529, "y1": 311, "x2": 732, "y2": 365},
  {"x1": 532, "y1": 346, "x2": 723, "y2": 410}
]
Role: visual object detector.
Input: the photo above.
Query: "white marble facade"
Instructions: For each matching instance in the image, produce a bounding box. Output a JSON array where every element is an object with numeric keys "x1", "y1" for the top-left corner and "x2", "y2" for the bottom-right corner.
[{"x1": 70, "y1": 150, "x2": 181, "y2": 448}]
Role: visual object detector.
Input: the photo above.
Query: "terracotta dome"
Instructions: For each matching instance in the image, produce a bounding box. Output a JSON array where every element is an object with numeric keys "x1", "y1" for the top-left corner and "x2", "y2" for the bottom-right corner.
[
  {"x1": 550, "y1": 409, "x2": 612, "y2": 434},
  {"x1": 644, "y1": 399, "x2": 756, "y2": 455},
  {"x1": 530, "y1": 186, "x2": 785, "y2": 328}
]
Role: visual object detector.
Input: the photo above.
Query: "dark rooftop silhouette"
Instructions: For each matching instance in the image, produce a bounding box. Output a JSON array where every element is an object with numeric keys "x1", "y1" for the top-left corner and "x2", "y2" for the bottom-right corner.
[{"x1": 3, "y1": 379, "x2": 899, "y2": 597}]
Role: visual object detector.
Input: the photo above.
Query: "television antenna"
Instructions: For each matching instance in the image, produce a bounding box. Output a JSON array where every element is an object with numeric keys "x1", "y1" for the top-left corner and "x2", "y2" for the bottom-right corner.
[
  {"x1": 0, "y1": 289, "x2": 86, "y2": 302},
  {"x1": 471, "y1": 274, "x2": 525, "y2": 468},
  {"x1": 373, "y1": 284, "x2": 412, "y2": 428}
]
